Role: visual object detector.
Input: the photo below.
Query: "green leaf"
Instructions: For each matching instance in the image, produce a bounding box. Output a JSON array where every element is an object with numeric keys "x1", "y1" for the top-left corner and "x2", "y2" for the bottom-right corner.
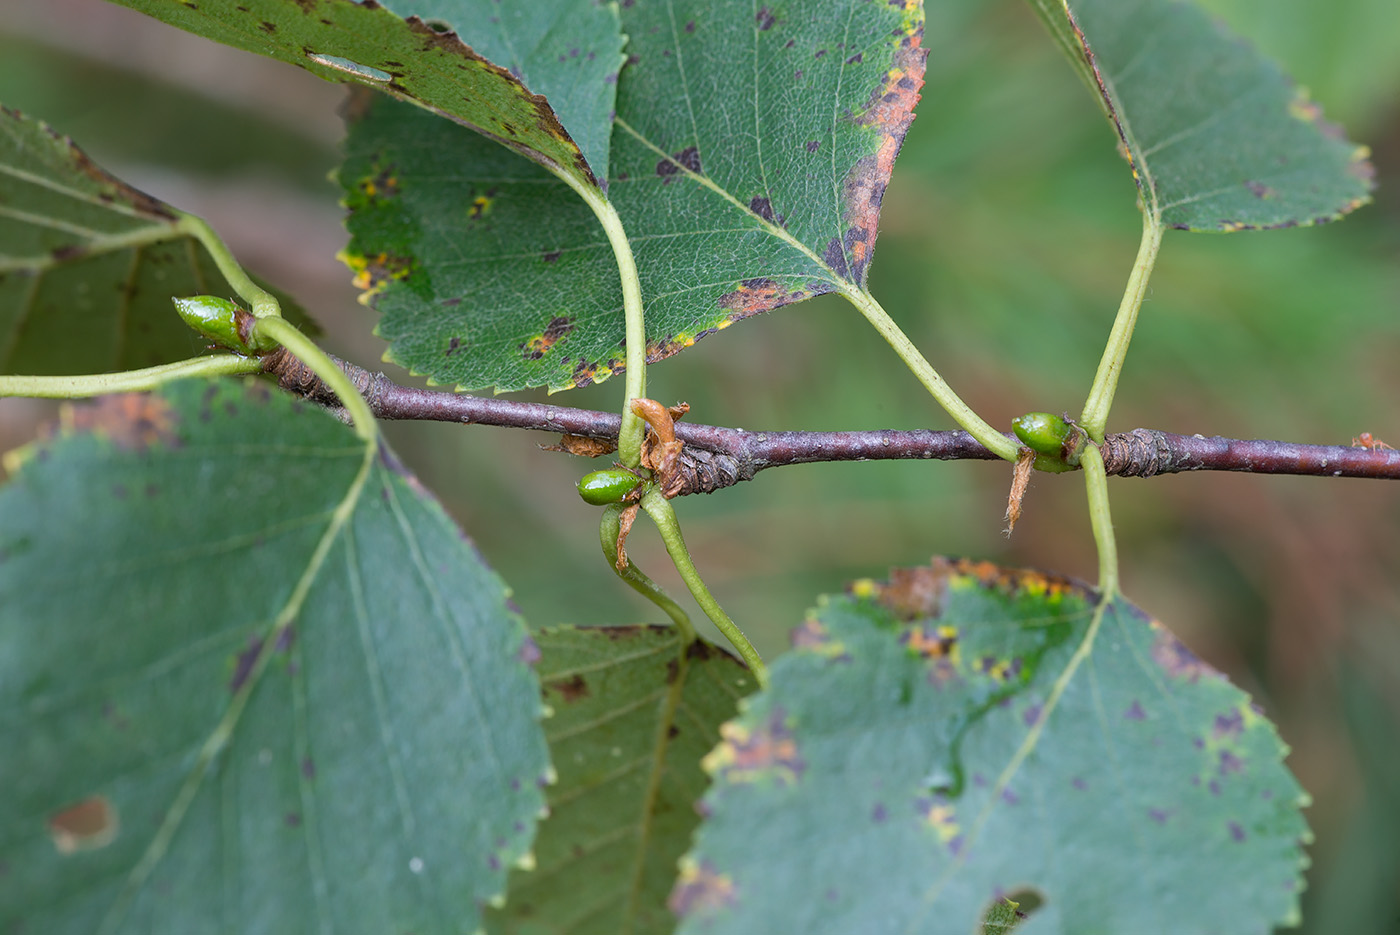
[
  {"x1": 674, "y1": 559, "x2": 1309, "y2": 934},
  {"x1": 488, "y1": 626, "x2": 754, "y2": 935},
  {"x1": 111, "y1": 0, "x2": 622, "y2": 188},
  {"x1": 341, "y1": 0, "x2": 927, "y2": 391},
  {"x1": 0, "y1": 106, "x2": 315, "y2": 375},
  {"x1": 1027, "y1": 0, "x2": 1373, "y2": 230},
  {"x1": 0, "y1": 379, "x2": 548, "y2": 934}
]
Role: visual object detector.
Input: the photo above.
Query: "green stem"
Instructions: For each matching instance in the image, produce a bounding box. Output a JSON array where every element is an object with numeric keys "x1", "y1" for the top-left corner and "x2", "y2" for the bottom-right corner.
[
  {"x1": 640, "y1": 488, "x2": 768, "y2": 687},
  {"x1": 600, "y1": 503, "x2": 696, "y2": 640},
  {"x1": 839, "y1": 286, "x2": 1020, "y2": 462},
  {"x1": 1080, "y1": 443, "x2": 1119, "y2": 597},
  {"x1": 175, "y1": 212, "x2": 281, "y2": 320},
  {"x1": 1079, "y1": 213, "x2": 1163, "y2": 441},
  {"x1": 254, "y1": 317, "x2": 377, "y2": 444},
  {"x1": 556, "y1": 176, "x2": 647, "y2": 468},
  {"x1": 0, "y1": 354, "x2": 262, "y2": 398}
]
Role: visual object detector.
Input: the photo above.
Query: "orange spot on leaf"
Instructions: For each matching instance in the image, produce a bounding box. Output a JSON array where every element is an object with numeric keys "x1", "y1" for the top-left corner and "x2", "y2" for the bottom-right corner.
[
  {"x1": 48, "y1": 796, "x2": 118, "y2": 854},
  {"x1": 63, "y1": 394, "x2": 179, "y2": 451}
]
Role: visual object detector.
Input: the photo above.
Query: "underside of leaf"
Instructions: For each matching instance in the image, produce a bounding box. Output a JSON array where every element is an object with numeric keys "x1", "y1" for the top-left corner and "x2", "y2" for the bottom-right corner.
[
  {"x1": 1036, "y1": 0, "x2": 1373, "y2": 230},
  {"x1": 489, "y1": 626, "x2": 753, "y2": 934},
  {"x1": 0, "y1": 105, "x2": 313, "y2": 374},
  {"x1": 112, "y1": 0, "x2": 607, "y2": 187}
]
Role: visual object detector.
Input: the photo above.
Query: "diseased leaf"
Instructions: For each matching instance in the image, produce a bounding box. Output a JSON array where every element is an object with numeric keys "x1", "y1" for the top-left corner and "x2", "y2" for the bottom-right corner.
[
  {"x1": 111, "y1": 0, "x2": 622, "y2": 188},
  {"x1": 341, "y1": 0, "x2": 927, "y2": 391},
  {"x1": 675, "y1": 559, "x2": 1309, "y2": 934},
  {"x1": 489, "y1": 626, "x2": 754, "y2": 935},
  {"x1": 0, "y1": 379, "x2": 548, "y2": 935},
  {"x1": 1027, "y1": 0, "x2": 1373, "y2": 230},
  {"x1": 0, "y1": 105, "x2": 314, "y2": 375}
]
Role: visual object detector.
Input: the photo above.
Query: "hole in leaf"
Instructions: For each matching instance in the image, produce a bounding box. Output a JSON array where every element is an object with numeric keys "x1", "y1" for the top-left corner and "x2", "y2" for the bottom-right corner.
[
  {"x1": 48, "y1": 796, "x2": 118, "y2": 854},
  {"x1": 424, "y1": 18, "x2": 452, "y2": 33},
  {"x1": 305, "y1": 53, "x2": 392, "y2": 82},
  {"x1": 978, "y1": 887, "x2": 1044, "y2": 934}
]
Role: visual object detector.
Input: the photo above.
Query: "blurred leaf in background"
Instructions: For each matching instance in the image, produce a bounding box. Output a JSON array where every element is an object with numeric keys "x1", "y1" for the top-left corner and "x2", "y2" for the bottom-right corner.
[{"x1": 1, "y1": 0, "x2": 1397, "y2": 930}]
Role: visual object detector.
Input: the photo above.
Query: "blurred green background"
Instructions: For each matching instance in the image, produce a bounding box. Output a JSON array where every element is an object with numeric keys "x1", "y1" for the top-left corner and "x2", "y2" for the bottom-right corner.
[{"x1": 2, "y1": 0, "x2": 1397, "y2": 929}]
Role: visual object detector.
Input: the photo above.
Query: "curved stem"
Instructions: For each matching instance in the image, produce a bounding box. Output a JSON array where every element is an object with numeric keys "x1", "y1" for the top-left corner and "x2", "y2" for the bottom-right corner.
[
  {"x1": 0, "y1": 354, "x2": 262, "y2": 398},
  {"x1": 254, "y1": 317, "x2": 377, "y2": 444},
  {"x1": 1080, "y1": 444, "x2": 1119, "y2": 597},
  {"x1": 599, "y1": 504, "x2": 696, "y2": 639},
  {"x1": 1079, "y1": 213, "x2": 1163, "y2": 441},
  {"x1": 555, "y1": 176, "x2": 647, "y2": 468},
  {"x1": 175, "y1": 213, "x2": 281, "y2": 320},
  {"x1": 640, "y1": 488, "x2": 768, "y2": 687},
  {"x1": 839, "y1": 286, "x2": 1020, "y2": 462}
]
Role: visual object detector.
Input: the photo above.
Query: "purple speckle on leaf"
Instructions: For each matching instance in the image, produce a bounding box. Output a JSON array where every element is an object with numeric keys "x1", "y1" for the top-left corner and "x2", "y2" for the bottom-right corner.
[
  {"x1": 1219, "y1": 750, "x2": 1245, "y2": 775},
  {"x1": 1213, "y1": 709, "x2": 1244, "y2": 739}
]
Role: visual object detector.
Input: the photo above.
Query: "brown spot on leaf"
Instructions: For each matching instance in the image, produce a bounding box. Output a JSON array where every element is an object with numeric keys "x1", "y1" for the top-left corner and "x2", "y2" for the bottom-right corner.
[
  {"x1": 1244, "y1": 179, "x2": 1276, "y2": 199},
  {"x1": 748, "y1": 196, "x2": 774, "y2": 221},
  {"x1": 703, "y1": 708, "x2": 803, "y2": 785},
  {"x1": 571, "y1": 358, "x2": 603, "y2": 388},
  {"x1": 1150, "y1": 620, "x2": 1219, "y2": 682},
  {"x1": 877, "y1": 564, "x2": 951, "y2": 620},
  {"x1": 670, "y1": 860, "x2": 737, "y2": 919},
  {"x1": 542, "y1": 250, "x2": 562, "y2": 263},
  {"x1": 63, "y1": 394, "x2": 179, "y2": 451},
  {"x1": 259, "y1": 20, "x2": 277, "y2": 32},
  {"x1": 65, "y1": 137, "x2": 174, "y2": 220},
  {"x1": 347, "y1": 250, "x2": 414, "y2": 294},
  {"x1": 51, "y1": 243, "x2": 87, "y2": 263},
  {"x1": 822, "y1": 237, "x2": 849, "y2": 278},
  {"x1": 522, "y1": 315, "x2": 574, "y2": 360},
  {"x1": 686, "y1": 638, "x2": 721, "y2": 662},
  {"x1": 756, "y1": 7, "x2": 776, "y2": 30},
  {"x1": 359, "y1": 163, "x2": 399, "y2": 200},
  {"x1": 718, "y1": 277, "x2": 827, "y2": 320},
  {"x1": 548, "y1": 673, "x2": 590, "y2": 703},
  {"x1": 49, "y1": 796, "x2": 118, "y2": 854},
  {"x1": 660, "y1": 145, "x2": 703, "y2": 177},
  {"x1": 871, "y1": 557, "x2": 1080, "y2": 621},
  {"x1": 230, "y1": 636, "x2": 263, "y2": 693},
  {"x1": 837, "y1": 27, "x2": 927, "y2": 283},
  {"x1": 645, "y1": 334, "x2": 692, "y2": 361}
]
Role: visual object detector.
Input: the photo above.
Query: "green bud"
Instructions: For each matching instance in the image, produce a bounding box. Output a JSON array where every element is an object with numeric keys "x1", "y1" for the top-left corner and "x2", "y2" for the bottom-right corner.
[
  {"x1": 172, "y1": 295, "x2": 276, "y2": 355},
  {"x1": 1013, "y1": 412, "x2": 1071, "y2": 456},
  {"x1": 577, "y1": 468, "x2": 641, "y2": 506}
]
